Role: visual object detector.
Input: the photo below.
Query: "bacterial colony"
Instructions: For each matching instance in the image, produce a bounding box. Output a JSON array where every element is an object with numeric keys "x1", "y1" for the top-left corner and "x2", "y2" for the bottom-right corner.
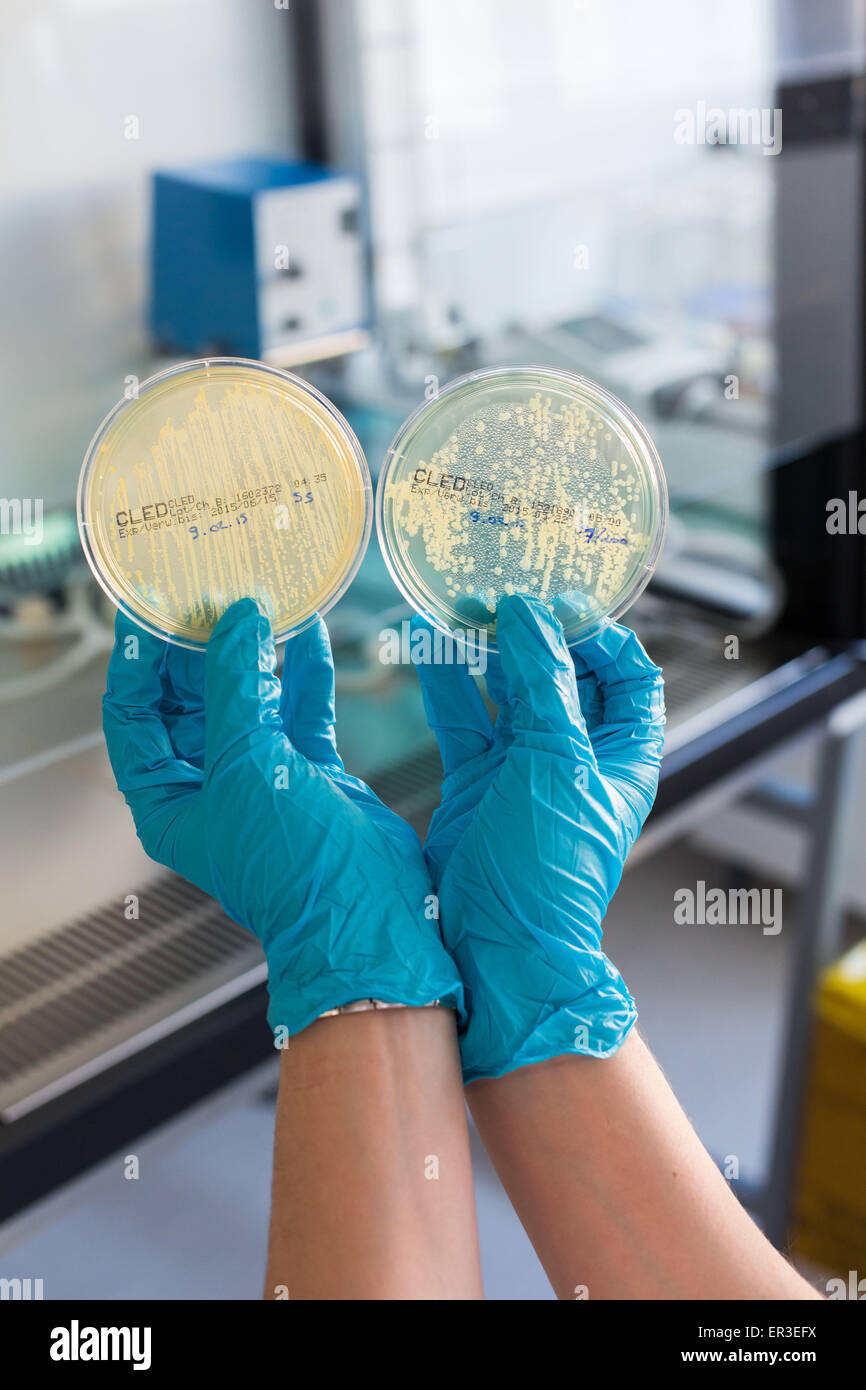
[{"x1": 384, "y1": 389, "x2": 650, "y2": 633}]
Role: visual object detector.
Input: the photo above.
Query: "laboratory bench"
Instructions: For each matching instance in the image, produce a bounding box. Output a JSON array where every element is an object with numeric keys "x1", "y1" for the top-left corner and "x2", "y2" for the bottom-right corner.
[{"x1": 1, "y1": 587, "x2": 865, "y2": 1253}]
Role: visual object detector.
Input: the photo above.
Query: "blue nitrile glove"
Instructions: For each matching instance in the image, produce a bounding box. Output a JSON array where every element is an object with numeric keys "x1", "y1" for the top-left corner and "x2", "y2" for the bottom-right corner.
[
  {"x1": 413, "y1": 593, "x2": 665, "y2": 1082},
  {"x1": 102, "y1": 598, "x2": 465, "y2": 1037}
]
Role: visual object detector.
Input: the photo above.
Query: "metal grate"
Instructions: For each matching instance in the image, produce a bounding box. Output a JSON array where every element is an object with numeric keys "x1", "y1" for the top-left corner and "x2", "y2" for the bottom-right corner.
[
  {"x1": 369, "y1": 745, "x2": 444, "y2": 834},
  {"x1": 0, "y1": 877, "x2": 263, "y2": 1119},
  {"x1": 650, "y1": 637, "x2": 772, "y2": 718}
]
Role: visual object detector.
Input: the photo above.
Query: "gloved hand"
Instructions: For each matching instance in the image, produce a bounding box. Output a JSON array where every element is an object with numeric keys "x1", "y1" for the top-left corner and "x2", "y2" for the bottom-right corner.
[
  {"x1": 103, "y1": 598, "x2": 465, "y2": 1038},
  {"x1": 413, "y1": 593, "x2": 665, "y2": 1081}
]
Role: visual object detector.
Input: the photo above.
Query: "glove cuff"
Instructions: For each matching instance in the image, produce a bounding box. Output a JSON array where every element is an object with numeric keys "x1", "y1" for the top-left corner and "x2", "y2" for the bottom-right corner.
[
  {"x1": 458, "y1": 955, "x2": 636, "y2": 1082},
  {"x1": 265, "y1": 960, "x2": 466, "y2": 1041}
]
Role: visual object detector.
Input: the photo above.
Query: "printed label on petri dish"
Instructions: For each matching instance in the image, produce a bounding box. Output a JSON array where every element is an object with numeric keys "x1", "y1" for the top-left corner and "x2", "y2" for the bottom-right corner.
[
  {"x1": 376, "y1": 366, "x2": 667, "y2": 644},
  {"x1": 78, "y1": 359, "x2": 372, "y2": 647}
]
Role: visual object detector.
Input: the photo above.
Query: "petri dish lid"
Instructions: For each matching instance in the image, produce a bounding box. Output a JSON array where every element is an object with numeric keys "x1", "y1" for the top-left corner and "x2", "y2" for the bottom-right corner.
[
  {"x1": 78, "y1": 358, "x2": 372, "y2": 648},
  {"x1": 376, "y1": 365, "x2": 667, "y2": 646}
]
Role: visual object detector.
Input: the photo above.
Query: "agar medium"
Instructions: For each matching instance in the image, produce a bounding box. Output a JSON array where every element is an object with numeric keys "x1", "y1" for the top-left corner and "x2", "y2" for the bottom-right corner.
[
  {"x1": 77, "y1": 359, "x2": 372, "y2": 648},
  {"x1": 376, "y1": 365, "x2": 667, "y2": 646}
]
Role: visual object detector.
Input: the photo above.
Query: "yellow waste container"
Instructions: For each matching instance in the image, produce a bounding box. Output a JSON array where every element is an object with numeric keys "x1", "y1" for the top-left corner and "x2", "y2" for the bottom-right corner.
[{"x1": 794, "y1": 939, "x2": 866, "y2": 1281}]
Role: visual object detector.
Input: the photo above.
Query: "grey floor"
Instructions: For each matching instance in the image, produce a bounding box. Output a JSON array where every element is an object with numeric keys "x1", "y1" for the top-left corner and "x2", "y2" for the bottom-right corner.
[{"x1": 0, "y1": 840, "x2": 800, "y2": 1300}]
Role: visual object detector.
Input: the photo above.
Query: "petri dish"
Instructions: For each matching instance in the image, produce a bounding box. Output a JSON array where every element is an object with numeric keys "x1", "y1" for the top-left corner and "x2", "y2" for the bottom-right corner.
[
  {"x1": 376, "y1": 365, "x2": 667, "y2": 645},
  {"x1": 78, "y1": 358, "x2": 372, "y2": 648}
]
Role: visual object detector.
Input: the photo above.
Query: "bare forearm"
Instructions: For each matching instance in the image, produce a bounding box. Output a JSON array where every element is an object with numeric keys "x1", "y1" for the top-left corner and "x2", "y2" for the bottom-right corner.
[
  {"x1": 467, "y1": 1030, "x2": 820, "y2": 1301},
  {"x1": 266, "y1": 1006, "x2": 483, "y2": 1300}
]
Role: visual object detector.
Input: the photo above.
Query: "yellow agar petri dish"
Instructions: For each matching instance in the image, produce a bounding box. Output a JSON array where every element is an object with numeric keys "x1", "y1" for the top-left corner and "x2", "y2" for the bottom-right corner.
[
  {"x1": 78, "y1": 358, "x2": 372, "y2": 648},
  {"x1": 376, "y1": 365, "x2": 667, "y2": 646}
]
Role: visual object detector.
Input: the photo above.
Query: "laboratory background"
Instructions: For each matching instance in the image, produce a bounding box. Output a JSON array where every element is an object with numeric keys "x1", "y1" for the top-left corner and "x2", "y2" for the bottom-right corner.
[{"x1": 1, "y1": 0, "x2": 866, "y2": 1301}]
